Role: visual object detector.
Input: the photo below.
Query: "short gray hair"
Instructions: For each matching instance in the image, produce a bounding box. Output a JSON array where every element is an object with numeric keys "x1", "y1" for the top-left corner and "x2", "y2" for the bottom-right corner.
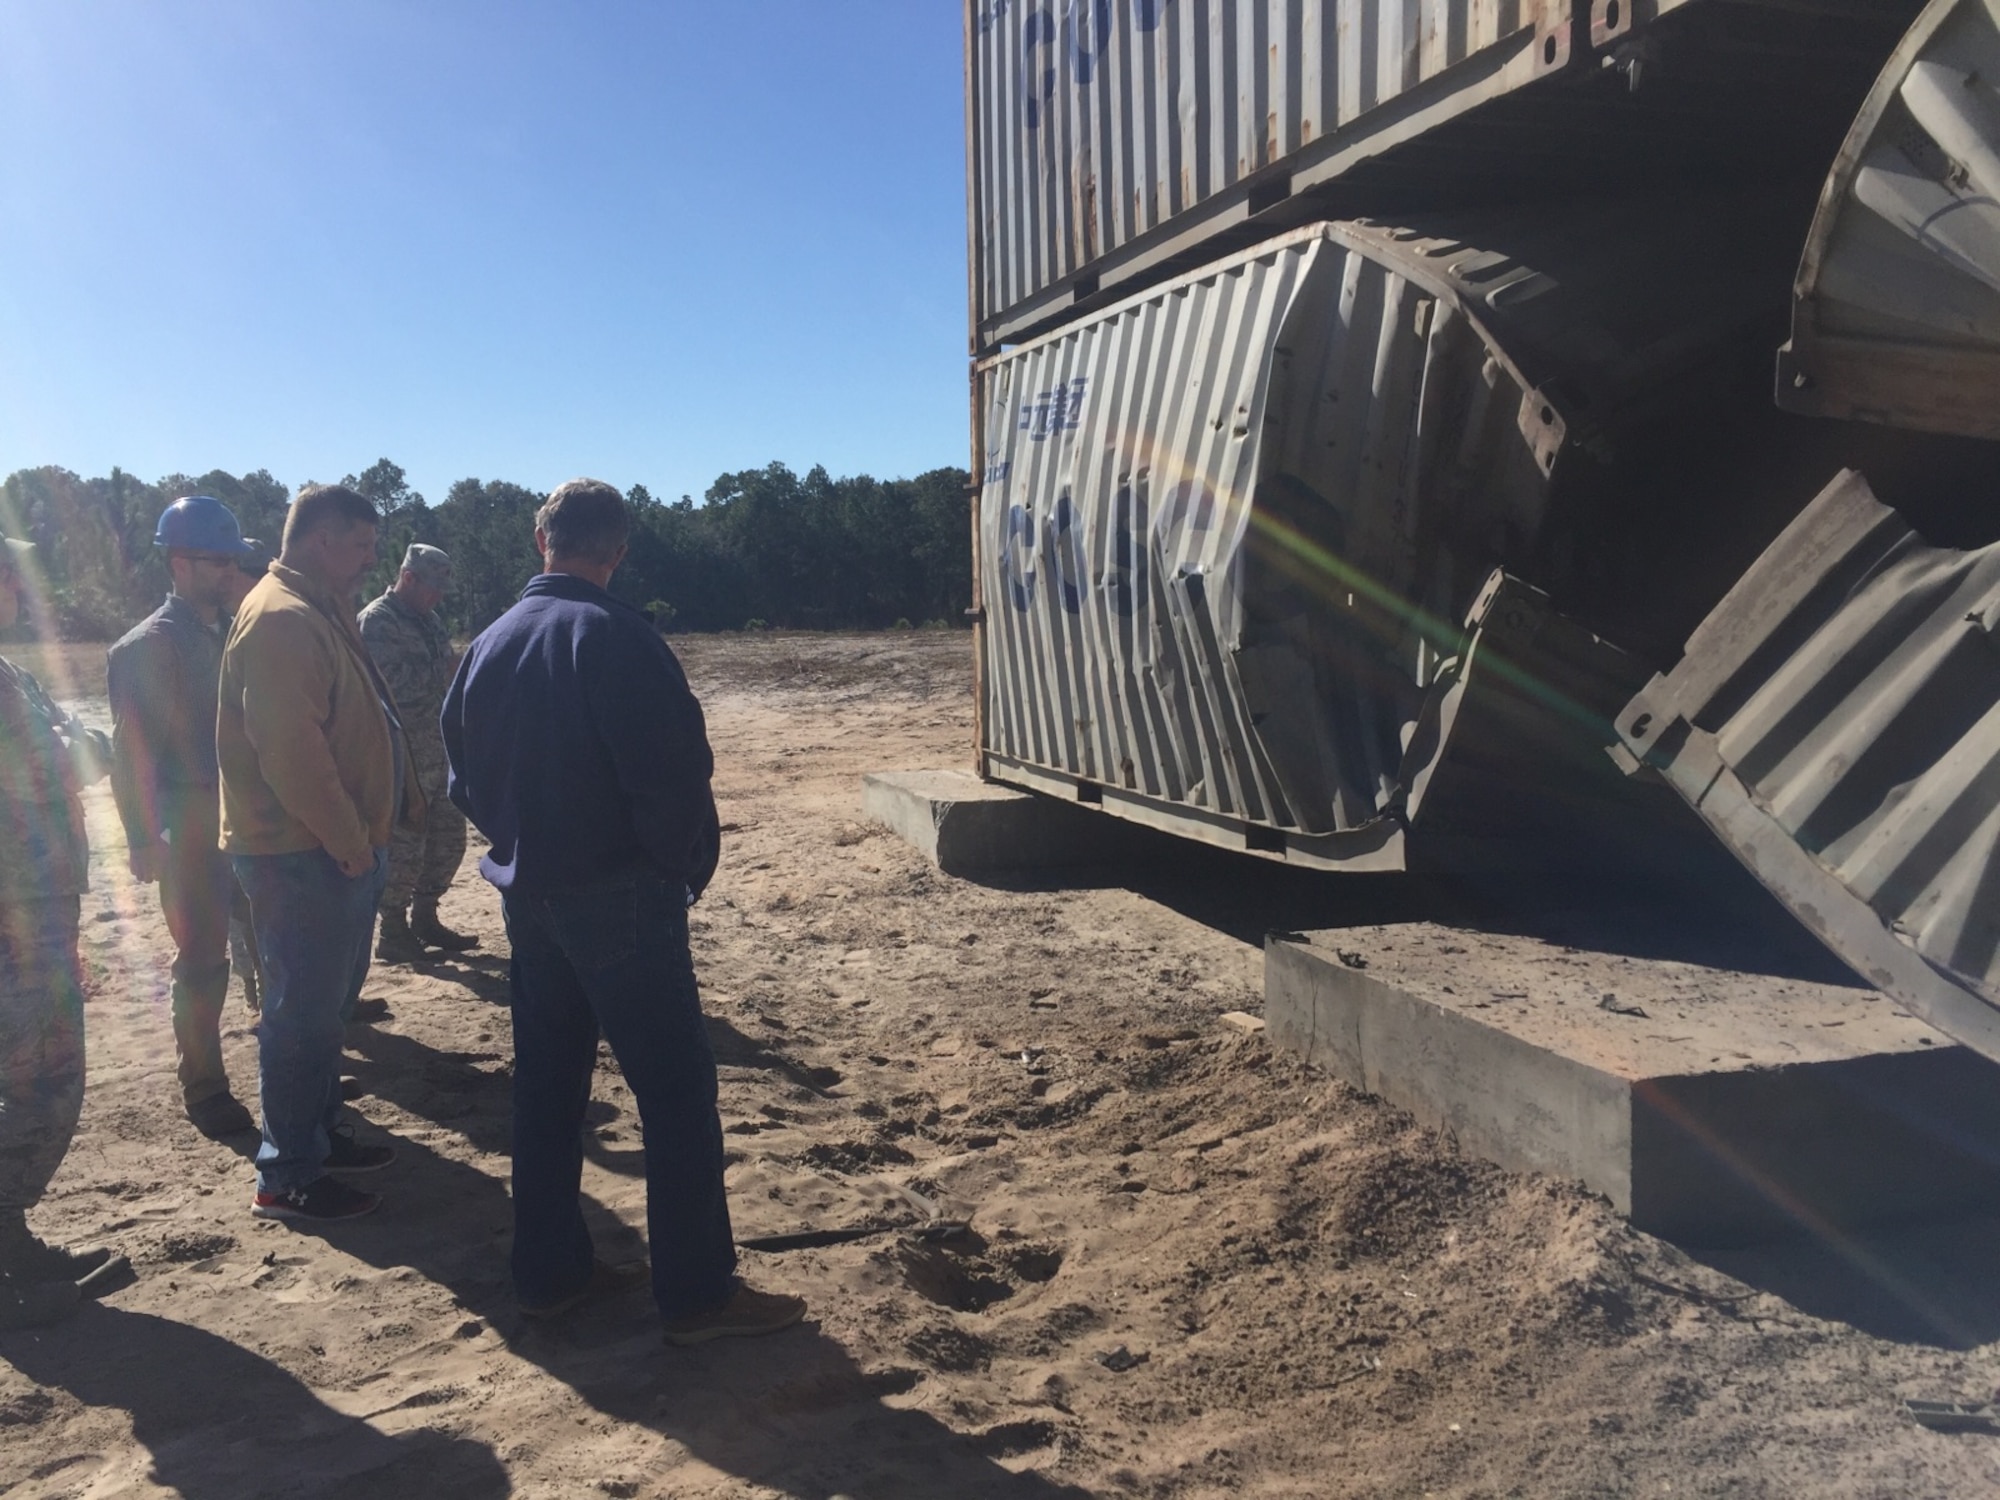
[
  {"x1": 402, "y1": 543, "x2": 452, "y2": 585},
  {"x1": 536, "y1": 479, "x2": 629, "y2": 565}
]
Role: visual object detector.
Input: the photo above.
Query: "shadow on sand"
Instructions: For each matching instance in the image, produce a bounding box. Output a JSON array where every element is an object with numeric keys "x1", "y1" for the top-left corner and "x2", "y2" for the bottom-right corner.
[
  {"x1": 174, "y1": 996, "x2": 1090, "y2": 1497},
  {"x1": 0, "y1": 1305, "x2": 511, "y2": 1499},
  {"x1": 1690, "y1": 1210, "x2": 2000, "y2": 1351},
  {"x1": 972, "y1": 820, "x2": 1856, "y2": 985},
  {"x1": 231, "y1": 1121, "x2": 1093, "y2": 1499},
  {"x1": 957, "y1": 812, "x2": 2000, "y2": 1354}
]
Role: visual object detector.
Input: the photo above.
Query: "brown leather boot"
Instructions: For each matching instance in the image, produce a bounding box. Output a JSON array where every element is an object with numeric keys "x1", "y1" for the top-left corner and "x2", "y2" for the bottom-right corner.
[{"x1": 411, "y1": 898, "x2": 478, "y2": 953}]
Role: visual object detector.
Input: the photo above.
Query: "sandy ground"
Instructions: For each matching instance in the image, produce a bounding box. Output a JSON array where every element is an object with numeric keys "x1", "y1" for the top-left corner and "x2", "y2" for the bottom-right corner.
[{"x1": 2, "y1": 630, "x2": 1999, "y2": 1499}]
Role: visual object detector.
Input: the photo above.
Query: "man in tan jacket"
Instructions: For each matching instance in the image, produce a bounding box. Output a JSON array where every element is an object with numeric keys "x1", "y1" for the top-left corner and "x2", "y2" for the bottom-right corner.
[{"x1": 219, "y1": 484, "x2": 419, "y2": 1222}]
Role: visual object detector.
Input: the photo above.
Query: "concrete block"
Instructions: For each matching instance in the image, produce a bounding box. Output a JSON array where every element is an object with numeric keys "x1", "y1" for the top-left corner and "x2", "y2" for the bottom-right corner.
[
  {"x1": 1266, "y1": 925, "x2": 2000, "y2": 1245},
  {"x1": 862, "y1": 769, "x2": 1150, "y2": 876}
]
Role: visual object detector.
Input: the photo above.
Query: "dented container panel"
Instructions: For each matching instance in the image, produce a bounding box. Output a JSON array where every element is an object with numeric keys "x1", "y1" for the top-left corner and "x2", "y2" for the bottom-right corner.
[
  {"x1": 1617, "y1": 469, "x2": 2000, "y2": 1063},
  {"x1": 977, "y1": 226, "x2": 1537, "y2": 866},
  {"x1": 975, "y1": 199, "x2": 1814, "y2": 868}
]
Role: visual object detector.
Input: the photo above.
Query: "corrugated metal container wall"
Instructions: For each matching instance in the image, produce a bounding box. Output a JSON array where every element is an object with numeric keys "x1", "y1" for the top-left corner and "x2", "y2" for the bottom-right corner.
[
  {"x1": 1616, "y1": 469, "x2": 2000, "y2": 1063},
  {"x1": 969, "y1": 0, "x2": 1569, "y2": 347},
  {"x1": 979, "y1": 227, "x2": 1519, "y2": 867},
  {"x1": 975, "y1": 198, "x2": 1817, "y2": 867},
  {"x1": 968, "y1": 0, "x2": 1934, "y2": 351}
]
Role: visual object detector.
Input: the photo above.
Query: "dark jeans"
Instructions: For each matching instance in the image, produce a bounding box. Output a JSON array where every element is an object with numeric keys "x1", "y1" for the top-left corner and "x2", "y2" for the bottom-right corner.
[
  {"x1": 234, "y1": 847, "x2": 386, "y2": 1194},
  {"x1": 502, "y1": 878, "x2": 736, "y2": 1319}
]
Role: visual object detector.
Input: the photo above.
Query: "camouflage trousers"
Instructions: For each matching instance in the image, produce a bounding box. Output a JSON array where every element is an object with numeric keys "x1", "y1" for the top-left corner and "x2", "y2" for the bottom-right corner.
[
  {"x1": 0, "y1": 898, "x2": 84, "y2": 1213},
  {"x1": 381, "y1": 769, "x2": 469, "y2": 912}
]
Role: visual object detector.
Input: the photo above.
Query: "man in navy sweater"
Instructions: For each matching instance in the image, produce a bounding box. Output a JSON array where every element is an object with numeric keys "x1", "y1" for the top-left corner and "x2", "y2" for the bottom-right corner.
[{"x1": 442, "y1": 478, "x2": 802, "y2": 1343}]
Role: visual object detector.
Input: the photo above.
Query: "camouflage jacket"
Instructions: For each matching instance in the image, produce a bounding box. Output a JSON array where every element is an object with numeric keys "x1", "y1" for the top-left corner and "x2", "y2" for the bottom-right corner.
[
  {"x1": 0, "y1": 655, "x2": 100, "y2": 902},
  {"x1": 358, "y1": 590, "x2": 453, "y2": 754}
]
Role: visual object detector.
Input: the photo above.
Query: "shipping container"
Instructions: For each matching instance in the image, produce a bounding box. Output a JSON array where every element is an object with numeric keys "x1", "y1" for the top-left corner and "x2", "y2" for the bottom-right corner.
[
  {"x1": 1615, "y1": 469, "x2": 2000, "y2": 1063},
  {"x1": 968, "y1": 191, "x2": 1916, "y2": 868},
  {"x1": 1779, "y1": 0, "x2": 2000, "y2": 438},
  {"x1": 967, "y1": 0, "x2": 1927, "y2": 352}
]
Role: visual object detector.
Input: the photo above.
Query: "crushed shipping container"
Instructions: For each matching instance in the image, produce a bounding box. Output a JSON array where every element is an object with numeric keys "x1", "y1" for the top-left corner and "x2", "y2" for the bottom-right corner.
[{"x1": 968, "y1": 190, "x2": 1956, "y2": 869}]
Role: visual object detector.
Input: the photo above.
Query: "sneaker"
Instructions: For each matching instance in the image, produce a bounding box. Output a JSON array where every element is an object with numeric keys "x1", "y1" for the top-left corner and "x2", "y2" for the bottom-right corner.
[
  {"x1": 348, "y1": 996, "x2": 391, "y2": 1023},
  {"x1": 186, "y1": 1091, "x2": 257, "y2": 1139},
  {"x1": 339, "y1": 1074, "x2": 365, "y2": 1102},
  {"x1": 324, "y1": 1125, "x2": 395, "y2": 1173},
  {"x1": 521, "y1": 1258, "x2": 651, "y2": 1320},
  {"x1": 661, "y1": 1285, "x2": 807, "y2": 1347},
  {"x1": 252, "y1": 1176, "x2": 381, "y2": 1222}
]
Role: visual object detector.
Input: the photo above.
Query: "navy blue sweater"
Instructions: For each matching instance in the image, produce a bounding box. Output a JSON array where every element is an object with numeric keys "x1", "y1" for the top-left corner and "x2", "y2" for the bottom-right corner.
[{"x1": 442, "y1": 573, "x2": 719, "y2": 897}]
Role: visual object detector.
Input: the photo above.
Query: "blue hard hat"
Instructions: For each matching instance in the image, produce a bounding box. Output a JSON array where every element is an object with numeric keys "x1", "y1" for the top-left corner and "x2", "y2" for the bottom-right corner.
[{"x1": 154, "y1": 495, "x2": 254, "y2": 555}]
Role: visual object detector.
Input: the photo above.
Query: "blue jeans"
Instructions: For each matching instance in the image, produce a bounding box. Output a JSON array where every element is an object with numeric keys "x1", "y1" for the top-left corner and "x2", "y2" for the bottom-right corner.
[
  {"x1": 234, "y1": 848, "x2": 386, "y2": 1194},
  {"x1": 502, "y1": 878, "x2": 736, "y2": 1319}
]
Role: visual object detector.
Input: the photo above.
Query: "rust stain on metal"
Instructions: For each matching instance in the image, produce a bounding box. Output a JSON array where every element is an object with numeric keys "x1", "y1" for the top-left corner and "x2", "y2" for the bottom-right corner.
[{"x1": 970, "y1": 0, "x2": 1911, "y2": 350}]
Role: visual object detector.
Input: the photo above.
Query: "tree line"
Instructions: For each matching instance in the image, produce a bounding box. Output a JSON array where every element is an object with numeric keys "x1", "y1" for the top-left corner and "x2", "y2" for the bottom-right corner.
[{"x1": 0, "y1": 458, "x2": 973, "y2": 641}]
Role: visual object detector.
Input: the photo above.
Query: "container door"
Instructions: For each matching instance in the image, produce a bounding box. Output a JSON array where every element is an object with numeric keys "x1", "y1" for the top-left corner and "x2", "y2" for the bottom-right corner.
[{"x1": 1615, "y1": 469, "x2": 2000, "y2": 1063}]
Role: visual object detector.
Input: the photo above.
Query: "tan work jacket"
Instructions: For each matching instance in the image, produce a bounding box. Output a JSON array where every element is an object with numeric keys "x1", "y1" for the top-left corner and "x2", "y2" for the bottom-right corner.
[{"x1": 217, "y1": 561, "x2": 423, "y2": 865}]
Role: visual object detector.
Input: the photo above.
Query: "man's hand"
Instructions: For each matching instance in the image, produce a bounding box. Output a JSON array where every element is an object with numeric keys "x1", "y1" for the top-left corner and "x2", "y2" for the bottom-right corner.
[
  {"x1": 64, "y1": 725, "x2": 113, "y2": 787},
  {"x1": 336, "y1": 849, "x2": 376, "y2": 880},
  {"x1": 128, "y1": 840, "x2": 166, "y2": 884}
]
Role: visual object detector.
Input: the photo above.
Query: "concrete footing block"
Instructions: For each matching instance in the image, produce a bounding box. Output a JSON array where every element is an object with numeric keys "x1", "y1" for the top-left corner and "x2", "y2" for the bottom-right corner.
[
  {"x1": 1266, "y1": 928, "x2": 2000, "y2": 1245},
  {"x1": 862, "y1": 769, "x2": 1151, "y2": 876}
]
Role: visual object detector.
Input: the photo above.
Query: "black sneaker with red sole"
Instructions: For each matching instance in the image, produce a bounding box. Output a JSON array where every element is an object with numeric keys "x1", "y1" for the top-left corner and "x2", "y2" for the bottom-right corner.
[
  {"x1": 252, "y1": 1176, "x2": 380, "y2": 1222},
  {"x1": 324, "y1": 1125, "x2": 395, "y2": 1174}
]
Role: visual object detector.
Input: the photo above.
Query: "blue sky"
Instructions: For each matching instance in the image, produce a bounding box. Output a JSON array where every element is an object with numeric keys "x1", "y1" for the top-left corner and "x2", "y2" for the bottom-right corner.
[{"x1": 0, "y1": 2, "x2": 969, "y2": 506}]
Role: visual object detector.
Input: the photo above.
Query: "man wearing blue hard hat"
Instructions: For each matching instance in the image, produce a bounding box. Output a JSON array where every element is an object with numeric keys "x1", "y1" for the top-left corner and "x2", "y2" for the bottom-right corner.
[{"x1": 106, "y1": 495, "x2": 260, "y2": 1139}]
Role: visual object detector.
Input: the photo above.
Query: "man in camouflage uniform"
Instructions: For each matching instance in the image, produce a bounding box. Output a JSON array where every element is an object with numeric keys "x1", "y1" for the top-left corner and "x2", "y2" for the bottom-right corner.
[
  {"x1": 360, "y1": 544, "x2": 476, "y2": 961},
  {"x1": 0, "y1": 531, "x2": 130, "y2": 1329}
]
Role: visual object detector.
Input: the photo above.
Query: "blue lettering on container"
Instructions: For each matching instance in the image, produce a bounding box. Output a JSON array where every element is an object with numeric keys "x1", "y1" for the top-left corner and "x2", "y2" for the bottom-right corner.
[
  {"x1": 1070, "y1": 0, "x2": 1113, "y2": 85},
  {"x1": 1051, "y1": 493, "x2": 1086, "y2": 614},
  {"x1": 1021, "y1": 9, "x2": 1059, "y2": 131},
  {"x1": 1107, "y1": 481, "x2": 1144, "y2": 616},
  {"x1": 1018, "y1": 376, "x2": 1088, "y2": 441},
  {"x1": 1016, "y1": 0, "x2": 1176, "y2": 127},
  {"x1": 1004, "y1": 504, "x2": 1038, "y2": 611}
]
